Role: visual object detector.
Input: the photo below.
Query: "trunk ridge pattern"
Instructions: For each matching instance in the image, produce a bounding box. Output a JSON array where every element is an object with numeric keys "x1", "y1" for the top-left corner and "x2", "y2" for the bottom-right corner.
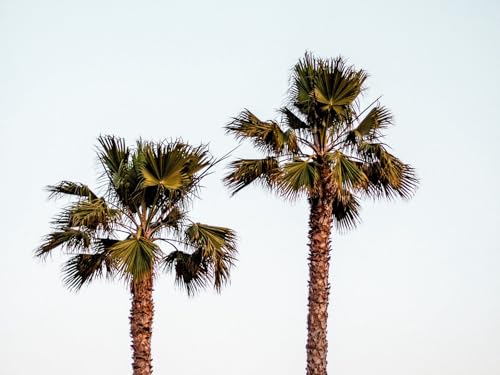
[
  {"x1": 130, "y1": 275, "x2": 154, "y2": 375},
  {"x1": 306, "y1": 172, "x2": 334, "y2": 375}
]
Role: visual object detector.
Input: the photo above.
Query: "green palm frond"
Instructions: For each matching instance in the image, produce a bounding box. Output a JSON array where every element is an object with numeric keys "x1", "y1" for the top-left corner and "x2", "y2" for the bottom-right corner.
[
  {"x1": 349, "y1": 106, "x2": 393, "y2": 142},
  {"x1": 142, "y1": 144, "x2": 188, "y2": 190},
  {"x1": 363, "y1": 152, "x2": 418, "y2": 199},
  {"x1": 224, "y1": 157, "x2": 280, "y2": 195},
  {"x1": 139, "y1": 142, "x2": 212, "y2": 214},
  {"x1": 313, "y1": 57, "x2": 366, "y2": 119},
  {"x1": 97, "y1": 135, "x2": 130, "y2": 177},
  {"x1": 279, "y1": 159, "x2": 319, "y2": 199},
  {"x1": 36, "y1": 229, "x2": 92, "y2": 258},
  {"x1": 291, "y1": 52, "x2": 317, "y2": 115},
  {"x1": 332, "y1": 190, "x2": 361, "y2": 231},
  {"x1": 226, "y1": 110, "x2": 299, "y2": 155},
  {"x1": 109, "y1": 238, "x2": 159, "y2": 280},
  {"x1": 180, "y1": 143, "x2": 212, "y2": 176},
  {"x1": 47, "y1": 181, "x2": 98, "y2": 201},
  {"x1": 185, "y1": 223, "x2": 237, "y2": 256},
  {"x1": 68, "y1": 198, "x2": 120, "y2": 231},
  {"x1": 62, "y1": 252, "x2": 114, "y2": 291},
  {"x1": 291, "y1": 53, "x2": 367, "y2": 121},
  {"x1": 97, "y1": 135, "x2": 140, "y2": 210},
  {"x1": 142, "y1": 142, "x2": 207, "y2": 189},
  {"x1": 330, "y1": 152, "x2": 368, "y2": 191},
  {"x1": 184, "y1": 223, "x2": 237, "y2": 291},
  {"x1": 280, "y1": 107, "x2": 309, "y2": 131},
  {"x1": 163, "y1": 250, "x2": 210, "y2": 296}
]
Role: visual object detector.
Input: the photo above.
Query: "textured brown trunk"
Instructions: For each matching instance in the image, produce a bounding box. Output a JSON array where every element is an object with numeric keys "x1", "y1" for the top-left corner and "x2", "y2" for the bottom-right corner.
[
  {"x1": 306, "y1": 166, "x2": 334, "y2": 375},
  {"x1": 130, "y1": 274, "x2": 154, "y2": 375}
]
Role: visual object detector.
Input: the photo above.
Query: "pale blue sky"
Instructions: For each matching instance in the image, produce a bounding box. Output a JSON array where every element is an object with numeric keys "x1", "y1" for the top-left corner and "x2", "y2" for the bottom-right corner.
[{"x1": 1, "y1": 0, "x2": 499, "y2": 374}]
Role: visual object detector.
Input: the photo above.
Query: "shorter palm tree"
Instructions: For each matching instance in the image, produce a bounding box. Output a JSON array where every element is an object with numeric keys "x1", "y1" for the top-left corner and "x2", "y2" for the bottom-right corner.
[{"x1": 36, "y1": 135, "x2": 237, "y2": 375}]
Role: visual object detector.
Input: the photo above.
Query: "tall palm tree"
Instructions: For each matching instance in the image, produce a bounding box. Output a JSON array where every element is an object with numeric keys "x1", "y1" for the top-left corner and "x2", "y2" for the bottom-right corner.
[
  {"x1": 36, "y1": 135, "x2": 237, "y2": 375},
  {"x1": 224, "y1": 53, "x2": 418, "y2": 375}
]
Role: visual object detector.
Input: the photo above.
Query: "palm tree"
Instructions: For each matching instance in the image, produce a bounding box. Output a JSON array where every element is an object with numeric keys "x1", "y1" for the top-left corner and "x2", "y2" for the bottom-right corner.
[
  {"x1": 36, "y1": 135, "x2": 237, "y2": 375},
  {"x1": 224, "y1": 53, "x2": 418, "y2": 375}
]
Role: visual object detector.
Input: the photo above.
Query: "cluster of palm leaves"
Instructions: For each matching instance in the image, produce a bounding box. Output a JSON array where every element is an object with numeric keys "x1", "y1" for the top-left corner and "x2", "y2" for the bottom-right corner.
[
  {"x1": 225, "y1": 53, "x2": 417, "y2": 223},
  {"x1": 36, "y1": 136, "x2": 237, "y2": 294}
]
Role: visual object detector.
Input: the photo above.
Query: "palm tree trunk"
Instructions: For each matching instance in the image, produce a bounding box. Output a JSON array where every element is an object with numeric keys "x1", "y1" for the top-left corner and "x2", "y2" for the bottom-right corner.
[
  {"x1": 306, "y1": 174, "x2": 334, "y2": 375},
  {"x1": 130, "y1": 274, "x2": 154, "y2": 375}
]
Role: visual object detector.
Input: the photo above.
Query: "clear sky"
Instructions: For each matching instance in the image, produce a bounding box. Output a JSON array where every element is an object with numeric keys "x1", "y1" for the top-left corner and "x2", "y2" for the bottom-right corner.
[{"x1": 1, "y1": 0, "x2": 499, "y2": 374}]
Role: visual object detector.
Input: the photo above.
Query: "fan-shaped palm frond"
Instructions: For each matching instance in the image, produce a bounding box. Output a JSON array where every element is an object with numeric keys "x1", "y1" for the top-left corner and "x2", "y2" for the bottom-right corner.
[
  {"x1": 313, "y1": 57, "x2": 366, "y2": 120},
  {"x1": 332, "y1": 189, "x2": 361, "y2": 231},
  {"x1": 109, "y1": 238, "x2": 159, "y2": 280},
  {"x1": 142, "y1": 143, "x2": 192, "y2": 190},
  {"x1": 226, "y1": 110, "x2": 299, "y2": 155},
  {"x1": 47, "y1": 181, "x2": 98, "y2": 200},
  {"x1": 97, "y1": 135, "x2": 130, "y2": 177},
  {"x1": 330, "y1": 151, "x2": 368, "y2": 191},
  {"x1": 96, "y1": 135, "x2": 142, "y2": 210},
  {"x1": 279, "y1": 159, "x2": 320, "y2": 199},
  {"x1": 353, "y1": 106, "x2": 393, "y2": 139},
  {"x1": 62, "y1": 252, "x2": 114, "y2": 290},
  {"x1": 184, "y1": 223, "x2": 237, "y2": 290},
  {"x1": 291, "y1": 53, "x2": 367, "y2": 123},
  {"x1": 224, "y1": 157, "x2": 281, "y2": 195},
  {"x1": 161, "y1": 223, "x2": 236, "y2": 295},
  {"x1": 36, "y1": 228, "x2": 92, "y2": 258},
  {"x1": 363, "y1": 155, "x2": 418, "y2": 199},
  {"x1": 68, "y1": 198, "x2": 120, "y2": 231},
  {"x1": 162, "y1": 250, "x2": 210, "y2": 295}
]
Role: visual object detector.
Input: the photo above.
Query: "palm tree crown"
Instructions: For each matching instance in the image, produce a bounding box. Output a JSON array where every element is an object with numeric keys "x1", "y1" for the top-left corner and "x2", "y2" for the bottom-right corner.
[
  {"x1": 225, "y1": 53, "x2": 417, "y2": 228},
  {"x1": 37, "y1": 135, "x2": 236, "y2": 293}
]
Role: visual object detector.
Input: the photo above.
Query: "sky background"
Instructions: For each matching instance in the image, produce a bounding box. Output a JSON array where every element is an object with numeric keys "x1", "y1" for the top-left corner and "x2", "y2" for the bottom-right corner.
[{"x1": 1, "y1": 0, "x2": 499, "y2": 374}]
